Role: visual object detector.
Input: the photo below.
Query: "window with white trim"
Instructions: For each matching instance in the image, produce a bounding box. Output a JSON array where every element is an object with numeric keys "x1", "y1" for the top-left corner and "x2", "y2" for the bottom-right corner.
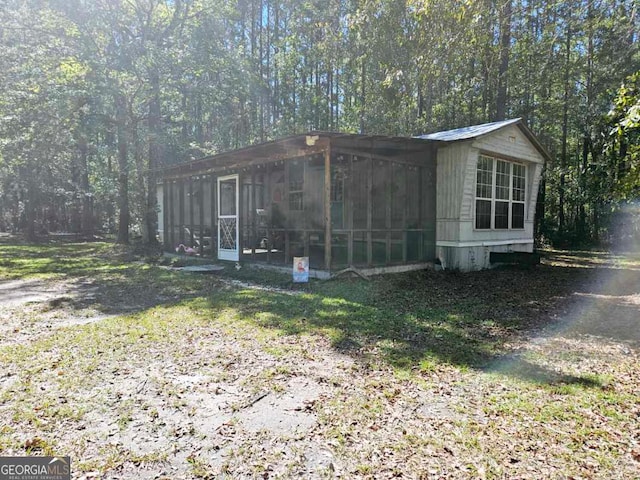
[{"x1": 475, "y1": 154, "x2": 526, "y2": 230}]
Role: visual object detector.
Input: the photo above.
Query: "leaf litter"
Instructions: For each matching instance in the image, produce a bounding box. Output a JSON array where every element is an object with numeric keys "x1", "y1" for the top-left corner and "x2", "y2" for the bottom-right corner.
[{"x1": 0, "y1": 246, "x2": 638, "y2": 478}]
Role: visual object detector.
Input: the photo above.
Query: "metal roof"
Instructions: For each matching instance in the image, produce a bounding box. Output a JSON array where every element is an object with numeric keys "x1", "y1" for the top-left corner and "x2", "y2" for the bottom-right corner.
[
  {"x1": 414, "y1": 118, "x2": 551, "y2": 162},
  {"x1": 414, "y1": 118, "x2": 522, "y2": 142}
]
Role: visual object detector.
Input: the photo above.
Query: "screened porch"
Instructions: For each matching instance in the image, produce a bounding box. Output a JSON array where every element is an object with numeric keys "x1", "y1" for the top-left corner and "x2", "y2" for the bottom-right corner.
[{"x1": 159, "y1": 133, "x2": 437, "y2": 274}]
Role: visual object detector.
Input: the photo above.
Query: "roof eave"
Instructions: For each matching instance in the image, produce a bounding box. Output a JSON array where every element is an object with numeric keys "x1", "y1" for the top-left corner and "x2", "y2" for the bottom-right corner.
[{"x1": 425, "y1": 119, "x2": 551, "y2": 163}]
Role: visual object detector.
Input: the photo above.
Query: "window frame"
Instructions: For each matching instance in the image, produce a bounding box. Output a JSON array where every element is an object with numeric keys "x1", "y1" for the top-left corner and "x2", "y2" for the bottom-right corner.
[{"x1": 474, "y1": 154, "x2": 526, "y2": 231}]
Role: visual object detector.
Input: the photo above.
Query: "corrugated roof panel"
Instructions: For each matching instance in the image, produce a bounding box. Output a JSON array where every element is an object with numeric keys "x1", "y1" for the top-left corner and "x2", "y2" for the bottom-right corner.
[{"x1": 415, "y1": 118, "x2": 521, "y2": 142}]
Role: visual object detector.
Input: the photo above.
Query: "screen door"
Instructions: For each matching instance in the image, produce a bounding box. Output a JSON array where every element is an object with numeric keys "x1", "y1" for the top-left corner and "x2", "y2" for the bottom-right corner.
[{"x1": 217, "y1": 175, "x2": 239, "y2": 261}]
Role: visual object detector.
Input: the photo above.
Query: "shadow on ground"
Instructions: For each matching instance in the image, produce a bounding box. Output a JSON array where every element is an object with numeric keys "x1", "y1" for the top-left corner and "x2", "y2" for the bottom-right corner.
[
  {"x1": 2, "y1": 241, "x2": 638, "y2": 388},
  {"x1": 199, "y1": 251, "x2": 640, "y2": 387}
]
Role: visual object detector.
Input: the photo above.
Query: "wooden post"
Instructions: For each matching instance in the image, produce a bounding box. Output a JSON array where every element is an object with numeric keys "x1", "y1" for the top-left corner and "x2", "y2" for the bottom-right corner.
[
  {"x1": 324, "y1": 145, "x2": 332, "y2": 271},
  {"x1": 237, "y1": 171, "x2": 243, "y2": 257},
  {"x1": 211, "y1": 175, "x2": 217, "y2": 258}
]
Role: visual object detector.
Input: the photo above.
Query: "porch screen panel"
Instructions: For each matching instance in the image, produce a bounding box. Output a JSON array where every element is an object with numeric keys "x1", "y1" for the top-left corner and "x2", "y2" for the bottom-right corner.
[
  {"x1": 183, "y1": 179, "x2": 192, "y2": 245},
  {"x1": 305, "y1": 155, "x2": 326, "y2": 269},
  {"x1": 390, "y1": 232, "x2": 403, "y2": 263},
  {"x1": 288, "y1": 160, "x2": 304, "y2": 215},
  {"x1": 253, "y1": 172, "x2": 268, "y2": 254},
  {"x1": 406, "y1": 166, "x2": 421, "y2": 262},
  {"x1": 331, "y1": 233, "x2": 348, "y2": 268},
  {"x1": 192, "y1": 177, "x2": 201, "y2": 238},
  {"x1": 406, "y1": 166, "x2": 420, "y2": 228},
  {"x1": 330, "y1": 155, "x2": 348, "y2": 230},
  {"x1": 352, "y1": 231, "x2": 367, "y2": 266},
  {"x1": 372, "y1": 232, "x2": 387, "y2": 265},
  {"x1": 372, "y1": 160, "x2": 389, "y2": 230},
  {"x1": 240, "y1": 172, "x2": 266, "y2": 258},
  {"x1": 267, "y1": 163, "x2": 286, "y2": 264},
  {"x1": 420, "y1": 164, "x2": 437, "y2": 262},
  {"x1": 200, "y1": 176, "x2": 213, "y2": 256},
  {"x1": 171, "y1": 180, "x2": 181, "y2": 249},
  {"x1": 391, "y1": 163, "x2": 405, "y2": 230},
  {"x1": 351, "y1": 157, "x2": 369, "y2": 230},
  {"x1": 304, "y1": 156, "x2": 324, "y2": 231}
]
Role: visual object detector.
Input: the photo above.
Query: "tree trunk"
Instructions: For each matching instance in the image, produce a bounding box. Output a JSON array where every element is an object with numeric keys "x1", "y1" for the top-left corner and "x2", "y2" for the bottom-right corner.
[
  {"x1": 115, "y1": 93, "x2": 130, "y2": 245},
  {"x1": 559, "y1": 18, "x2": 571, "y2": 236},
  {"x1": 536, "y1": 168, "x2": 546, "y2": 240},
  {"x1": 24, "y1": 180, "x2": 37, "y2": 242},
  {"x1": 132, "y1": 119, "x2": 148, "y2": 242},
  {"x1": 496, "y1": 0, "x2": 511, "y2": 121},
  {"x1": 79, "y1": 133, "x2": 93, "y2": 236},
  {"x1": 146, "y1": 69, "x2": 161, "y2": 246},
  {"x1": 70, "y1": 162, "x2": 82, "y2": 234}
]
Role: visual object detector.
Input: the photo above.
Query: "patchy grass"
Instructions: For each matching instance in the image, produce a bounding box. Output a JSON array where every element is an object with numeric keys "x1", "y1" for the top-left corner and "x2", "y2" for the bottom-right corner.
[{"x1": 0, "y1": 241, "x2": 639, "y2": 478}]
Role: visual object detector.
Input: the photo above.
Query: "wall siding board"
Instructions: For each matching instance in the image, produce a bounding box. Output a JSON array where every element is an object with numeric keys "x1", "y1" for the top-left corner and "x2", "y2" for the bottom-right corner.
[
  {"x1": 528, "y1": 164, "x2": 543, "y2": 221},
  {"x1": 471, "y1": 125, "x2": 545, "y2": 164},
  {"x1": 459, "y1": 147, "x2": 478, "y2": 221}
]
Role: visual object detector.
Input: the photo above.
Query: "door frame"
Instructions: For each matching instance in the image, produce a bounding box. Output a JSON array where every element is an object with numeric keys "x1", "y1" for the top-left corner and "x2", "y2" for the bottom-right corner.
[{"x1": 217, "y1": 174, "x2": 240, "y2": 261}]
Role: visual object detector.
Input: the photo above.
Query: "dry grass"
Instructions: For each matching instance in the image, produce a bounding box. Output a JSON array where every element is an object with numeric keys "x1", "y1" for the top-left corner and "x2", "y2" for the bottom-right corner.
[{"x1": 0, "y1": 240, "x2": 639, "y2": 478}]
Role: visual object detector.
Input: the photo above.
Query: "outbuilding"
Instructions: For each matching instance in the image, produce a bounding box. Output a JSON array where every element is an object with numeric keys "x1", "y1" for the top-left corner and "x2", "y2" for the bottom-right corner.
[{"x1": 157, "y1": 118, "x2": 547, "y2": 274}]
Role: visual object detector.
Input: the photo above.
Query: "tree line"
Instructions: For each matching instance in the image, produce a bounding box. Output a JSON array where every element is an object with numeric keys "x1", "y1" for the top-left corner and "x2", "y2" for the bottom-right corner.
[{"x1": 0, "y1": 0, "x2": 639, "y2": 247}]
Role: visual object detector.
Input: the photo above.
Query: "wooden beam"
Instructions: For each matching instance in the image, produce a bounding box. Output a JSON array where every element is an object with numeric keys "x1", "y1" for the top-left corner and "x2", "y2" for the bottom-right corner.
[
  {"x1": 161, "y1": 144, "x2": 330, "y2": 181},
  {"x1": 324, "y1": 144, "x2": 332, "y2": 270},
  {"x1": 331, "y1": 146, "x2": 427, "y2": 167}
]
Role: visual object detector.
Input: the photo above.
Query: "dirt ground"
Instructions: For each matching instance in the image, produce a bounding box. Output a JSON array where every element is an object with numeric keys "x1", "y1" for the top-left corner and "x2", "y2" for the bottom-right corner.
[{"x1": 0, "y1": 247, "x2": 639, "y2": 479}]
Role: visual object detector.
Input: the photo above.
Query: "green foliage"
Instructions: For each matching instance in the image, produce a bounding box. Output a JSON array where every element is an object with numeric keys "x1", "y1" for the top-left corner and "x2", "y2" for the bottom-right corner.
[
  {"x1": 0, "y1": 0, "x2": 639, "y2": 245},
  {"x1": 608, "y1": 72, "x2": 640, "y2": 200}
]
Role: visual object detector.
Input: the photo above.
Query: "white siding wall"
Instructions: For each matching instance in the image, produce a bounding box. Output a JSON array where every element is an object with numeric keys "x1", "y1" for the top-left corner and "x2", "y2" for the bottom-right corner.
[
  {"x1": 436, "y1": 143, "x2": 469, "y2": 242},
  {"x1": 471, "y1": 124, "x2": 544, "y2": 165},
  {"x1": 435, "y1": 124, "x2": 544, "y2": 271}
]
